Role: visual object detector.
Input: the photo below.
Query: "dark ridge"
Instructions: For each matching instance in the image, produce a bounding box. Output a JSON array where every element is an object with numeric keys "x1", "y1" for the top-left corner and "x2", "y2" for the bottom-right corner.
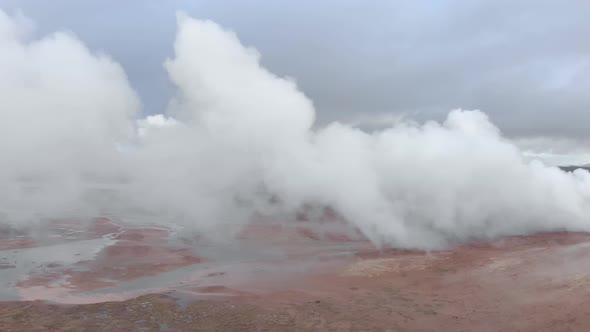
[{"x1": 559, "y1": 165, "x2": 590, "y2": 173}]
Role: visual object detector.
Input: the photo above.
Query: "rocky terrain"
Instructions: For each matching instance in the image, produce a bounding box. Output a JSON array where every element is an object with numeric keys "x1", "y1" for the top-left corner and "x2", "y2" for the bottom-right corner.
[{"x1": 2, "y1": 217, "x2": 590, "y2": 331}]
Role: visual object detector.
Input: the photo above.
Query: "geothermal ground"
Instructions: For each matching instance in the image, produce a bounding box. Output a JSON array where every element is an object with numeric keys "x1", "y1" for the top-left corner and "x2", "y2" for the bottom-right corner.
[{"x1": 1, "y1": 217, "x2": 590, "y2": 331}]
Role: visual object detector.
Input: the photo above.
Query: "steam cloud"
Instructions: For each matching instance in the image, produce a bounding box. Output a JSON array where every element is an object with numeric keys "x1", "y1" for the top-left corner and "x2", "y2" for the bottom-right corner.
[{"x1": 1, "y1": 10, "x2": 589, "y2": 249}]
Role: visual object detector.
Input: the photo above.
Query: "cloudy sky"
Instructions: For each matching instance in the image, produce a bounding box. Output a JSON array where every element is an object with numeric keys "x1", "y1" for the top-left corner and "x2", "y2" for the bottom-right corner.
[{"x1": 1, "y1": 0, "x2": 589, "y2": 156}]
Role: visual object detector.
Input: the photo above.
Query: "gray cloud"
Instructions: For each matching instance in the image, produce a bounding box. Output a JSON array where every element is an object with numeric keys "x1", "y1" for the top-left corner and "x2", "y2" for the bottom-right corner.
[{"x1": 1, "y1": 0, "x2": 589, "y2": 140}]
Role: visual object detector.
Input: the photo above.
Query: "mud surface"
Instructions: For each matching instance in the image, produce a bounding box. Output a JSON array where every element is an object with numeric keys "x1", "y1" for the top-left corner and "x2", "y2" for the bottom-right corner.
[{"x1": 1, "y1": 217, "x2": 590, "y2": 331}]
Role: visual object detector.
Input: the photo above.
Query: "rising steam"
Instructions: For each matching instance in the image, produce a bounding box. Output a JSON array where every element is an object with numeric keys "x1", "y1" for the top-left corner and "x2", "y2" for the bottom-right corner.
[{"x1": 1, "y1": 10, "x2": 589, "y2": 249}]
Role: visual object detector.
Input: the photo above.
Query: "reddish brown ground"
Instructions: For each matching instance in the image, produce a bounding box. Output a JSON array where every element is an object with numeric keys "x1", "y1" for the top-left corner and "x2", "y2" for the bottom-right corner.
[{"x1": 2, "y1": 219, "x2": 590, "y2": 331}]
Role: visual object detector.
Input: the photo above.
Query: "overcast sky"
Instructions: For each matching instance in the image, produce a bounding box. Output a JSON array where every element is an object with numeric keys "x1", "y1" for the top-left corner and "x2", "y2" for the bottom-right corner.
[{"x1": 2, "y1": 0, "x2": 590, "y2": 143}]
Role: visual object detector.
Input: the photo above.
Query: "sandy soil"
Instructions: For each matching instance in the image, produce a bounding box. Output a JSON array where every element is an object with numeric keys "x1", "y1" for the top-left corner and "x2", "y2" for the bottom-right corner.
[{"x1": 1, "y1": 218, "x2": 590, "y2": 331}]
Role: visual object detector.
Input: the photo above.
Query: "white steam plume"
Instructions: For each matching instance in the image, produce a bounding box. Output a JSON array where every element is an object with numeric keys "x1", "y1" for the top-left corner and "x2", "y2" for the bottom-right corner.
[
  {"x1": 0, "y1": 10, "x2": 139, "y2": 223},
  {"x1": 1, "y1": 10, "x2": 590, "y2": 249}
]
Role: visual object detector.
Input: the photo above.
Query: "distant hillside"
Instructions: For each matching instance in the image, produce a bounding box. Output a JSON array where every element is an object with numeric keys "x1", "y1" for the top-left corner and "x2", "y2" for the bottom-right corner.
[{"x1": 559, "y1": 165, "x2": 590, "y2": 172}]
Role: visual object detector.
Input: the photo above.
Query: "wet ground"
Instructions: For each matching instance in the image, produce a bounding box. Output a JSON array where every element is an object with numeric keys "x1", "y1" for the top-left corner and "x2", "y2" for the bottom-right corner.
[{"x1": 1, "y1": 217, "x2": 590, "y2": 331}]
